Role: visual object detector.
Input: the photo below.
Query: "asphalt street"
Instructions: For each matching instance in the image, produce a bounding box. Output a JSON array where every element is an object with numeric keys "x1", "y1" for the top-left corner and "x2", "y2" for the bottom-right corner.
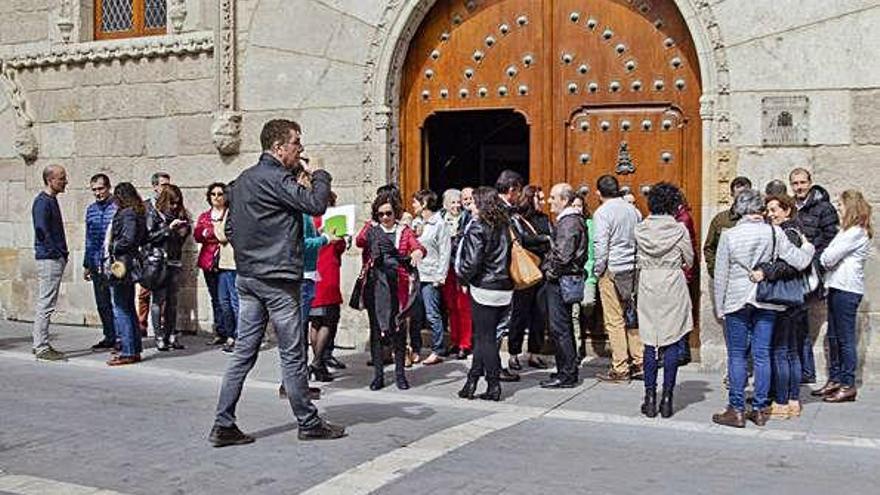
[{"x1": 1, "y1": 321, "x2": 878, "y2": 495}]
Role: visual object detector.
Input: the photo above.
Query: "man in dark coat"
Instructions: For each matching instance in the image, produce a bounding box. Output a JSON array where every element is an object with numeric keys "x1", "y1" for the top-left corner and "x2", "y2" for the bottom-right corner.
[
  {"x1": 209, "y1": 119, "x2": 345, "y2": 447},
  {"x1": 789, "y1": 167, "x2": 840, "y2": 384}
]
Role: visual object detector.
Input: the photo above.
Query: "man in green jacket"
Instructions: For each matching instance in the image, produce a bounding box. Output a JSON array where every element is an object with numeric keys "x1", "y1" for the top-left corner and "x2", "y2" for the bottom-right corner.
[{"x1": 703, "y1": 176, "x2": 752, "y2": 279}]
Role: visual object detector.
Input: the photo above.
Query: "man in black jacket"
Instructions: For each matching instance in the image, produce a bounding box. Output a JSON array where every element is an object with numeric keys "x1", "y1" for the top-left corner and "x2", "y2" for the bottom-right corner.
[
  {"x1": 495, "y1": 170, "x2": 524, "y2": 382},
  {"x1": 789, "y1": 167, "x2": 840, "y2": 384},
  {"x1": 210, "y1": 119, "x2": 345, "y2": 447},
  {"x1": 540, "y1": 183, "x2": 589, "y2": 388}
]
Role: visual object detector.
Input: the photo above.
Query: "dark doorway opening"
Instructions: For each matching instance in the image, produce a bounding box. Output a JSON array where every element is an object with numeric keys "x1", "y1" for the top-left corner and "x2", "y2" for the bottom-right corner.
[{"x1": 423, "y1": 109, "x2": 529, "y2": 193}]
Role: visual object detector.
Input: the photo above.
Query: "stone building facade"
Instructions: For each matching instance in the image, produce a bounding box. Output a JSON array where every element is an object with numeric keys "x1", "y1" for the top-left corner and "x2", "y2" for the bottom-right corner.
[{"x1": 1, "y1": 0, "x2": 878, "y2": 375}]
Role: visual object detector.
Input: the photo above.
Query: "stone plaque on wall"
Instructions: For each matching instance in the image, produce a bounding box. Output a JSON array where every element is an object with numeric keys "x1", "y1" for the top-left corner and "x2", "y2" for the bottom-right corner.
[{"x1": 762, "y1": 96, "x2": 809, "y2": 146}]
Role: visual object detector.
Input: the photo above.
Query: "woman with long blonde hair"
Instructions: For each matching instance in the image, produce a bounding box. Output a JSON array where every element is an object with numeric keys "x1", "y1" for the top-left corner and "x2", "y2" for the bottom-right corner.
[{"x1": 813, "y1": 190, "x2": 873, "y2": 403}]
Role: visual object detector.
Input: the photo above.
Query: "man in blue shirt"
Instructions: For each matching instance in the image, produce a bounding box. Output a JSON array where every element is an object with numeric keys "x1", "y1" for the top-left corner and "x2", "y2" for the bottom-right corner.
[
  {"x1": 32, "y1": 165, "x2": 69, "y2": 361},
  {"x1": 84, "y1": 173, "x2": 118, "y2": 350}
]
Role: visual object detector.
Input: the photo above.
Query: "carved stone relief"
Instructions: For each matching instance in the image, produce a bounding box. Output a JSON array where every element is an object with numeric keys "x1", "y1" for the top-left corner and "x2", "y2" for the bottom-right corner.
[
  {"x1": 212, "y1": 0, "x2": 240, "y2": 155},
  {"x1": 169, "y1": 0, "x2": 188, "y2": 35},
  {"x1": 0, "y1": 62, "x2": 39, "y2": 162}
]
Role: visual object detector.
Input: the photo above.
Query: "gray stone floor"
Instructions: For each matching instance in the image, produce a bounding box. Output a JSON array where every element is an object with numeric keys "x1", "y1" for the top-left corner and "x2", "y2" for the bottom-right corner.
[{"x1": 0, "y1": 321, "x2": 878, "y2": 495}]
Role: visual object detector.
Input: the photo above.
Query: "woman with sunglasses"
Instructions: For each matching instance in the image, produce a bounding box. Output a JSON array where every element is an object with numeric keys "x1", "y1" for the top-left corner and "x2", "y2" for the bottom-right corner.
[
  {"x1": 356, "y1": 189, "x2": 425, "y2": 390},
  {"x1": 194, "y1": 183, "x2": 238, "y2": 353},
  {"x1": 145, "y1": 184, "x2": 192, "y2": 351}
]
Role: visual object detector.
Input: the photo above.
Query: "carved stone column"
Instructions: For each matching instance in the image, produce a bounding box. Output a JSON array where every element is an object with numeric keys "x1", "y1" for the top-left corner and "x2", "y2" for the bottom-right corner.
[{"x1": 213, "y1": 0, "x2": 241, "y2": 155}]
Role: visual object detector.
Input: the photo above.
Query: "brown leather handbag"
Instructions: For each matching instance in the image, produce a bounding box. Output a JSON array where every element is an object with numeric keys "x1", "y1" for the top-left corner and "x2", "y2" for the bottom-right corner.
[{"x1": 508, "y1": 227, "x2": 543, "y2": 290}]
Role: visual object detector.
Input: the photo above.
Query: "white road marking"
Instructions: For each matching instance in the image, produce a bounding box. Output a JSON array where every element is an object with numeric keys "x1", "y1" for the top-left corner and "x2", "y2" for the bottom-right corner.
[{"x1": 0, "y1": 473, "x2": 130, "y2": 495}]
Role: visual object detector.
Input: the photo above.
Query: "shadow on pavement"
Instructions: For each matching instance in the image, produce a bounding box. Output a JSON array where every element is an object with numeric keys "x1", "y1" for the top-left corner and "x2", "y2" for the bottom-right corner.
[{"x1": 674, "y1": 380, "x2": 713, "y2": 412}]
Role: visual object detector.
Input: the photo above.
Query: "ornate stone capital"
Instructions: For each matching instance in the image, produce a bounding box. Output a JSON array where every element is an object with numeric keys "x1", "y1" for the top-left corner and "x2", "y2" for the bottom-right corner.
[
  {"x1": 211, "y1": 111, "x2": 242, "y2": 155},
  {"x1": 169, "y1": 0, "x2": 188, "y2": 35},
  {"x1": 57, "y1": 0, "x2": 75, "y2": 43},
  {"x1": 0, "y1": 62, "x2": 39, "y2": 162}
]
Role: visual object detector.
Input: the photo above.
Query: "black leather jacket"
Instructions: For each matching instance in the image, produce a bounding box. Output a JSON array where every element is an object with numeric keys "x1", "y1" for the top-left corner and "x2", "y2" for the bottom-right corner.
[
  {"x1": 511, "y1": 212, "x2": 552, "y2": 258},
  {"x1": 225, "y1": 153, "x2": 332, "y2": 281},
  {"x1": 109, "y1": 207, "x2": 146, "y2": 280},
  {"x1": 546, "y1": 209, "x2": 589, "y2": 281},
  {"x1": 756, "y1": 219, "x2": 805, "y2": 281},
  {"x1": 145, "y1": 205, "x2": 190, "y2": 263},
  {"x1": 456, "y1": 219, "x2": 513, "y2": 291}
]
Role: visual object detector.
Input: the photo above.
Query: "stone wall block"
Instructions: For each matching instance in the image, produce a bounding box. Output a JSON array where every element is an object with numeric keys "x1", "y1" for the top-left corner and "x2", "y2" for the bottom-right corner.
[
  {"x1": 320, "y1": 0, "x2": 384, "y2": 26},
  {"x1": 0, "y1": 248, "x2": 17, "y2": 280},
  {"x1": 155, "y1": 154, "x2": 227, "y2": 188},
  {"x1": 38, "y1": 122, "x2": 75, "y2": 158},
  {"x1": 176, "y1": 114, "x2": 215, "y2": 156},
  {"x1": 0, "y1": 109, "x2": 18, "y2": 159},
  {"x1": 34, "y1": 66, "x2": 77, "y2": 91},
  {"x1": 121, "y1": 57, "x2": 178, "y2": 84},
  {"x1": 7, "y1": 181, "x2": 31, "y2": 225},
  {"x1": 70, "y1": 156, "x2": 146, "y2": 189},
  {"x1": 814, "y1": 146, "x2": 880, "y2": 202},
  {"x1": 146, "y1": 118, "x2": 180, "y2": 158},
  {"x1": 0, "y1": 158, "x2": 25, "y2": 182},
  {"x1": 165, "y1": 79, "x2": 215, "y2": 116},
  {"x1": 33, "y1": 88, "x2": 95, "y2": 123},
  {"x1": 809, "y1": 91, "x2": 852, "y2": 146},
  {"x1": 306, "y1": 145, "x2": 367, "y2": 187},
  {"x1": 248, "y1": 0, "x2": 343, "y2": 58},
  {"x1": 0, "y1": 10, "x2": 50, "y2": 44},
  {"x1": 735, "y1": 147, "x2": 815, "y2": 193},
  {"x1": 74, "y1": 120, "x2": 146, "y2": 157},
  {"x1": 74, "y1": 60, "x2": 123, "y2": 87},
  {"x1": 175, "y1": 52, "x2": 215, "y2": 80},
  {"x1": 95, "y1": 84, "x2": 167, "y2": 119},
  {"x1": 852, "y1": 89, "x2": 880, "y2": 145}
]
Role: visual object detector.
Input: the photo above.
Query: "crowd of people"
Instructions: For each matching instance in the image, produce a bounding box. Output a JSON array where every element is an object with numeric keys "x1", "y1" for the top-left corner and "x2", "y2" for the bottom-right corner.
[{"x1": 29, "y1": 118, "x2": 873, "y2": 447}]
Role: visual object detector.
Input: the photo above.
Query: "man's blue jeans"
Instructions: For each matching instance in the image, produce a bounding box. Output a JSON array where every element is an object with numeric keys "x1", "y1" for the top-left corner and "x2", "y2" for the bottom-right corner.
[
  {"x1": 725, "y1": 305, "x2": 777, "y2": 411},
  {"x1": 420, "y1": 283, "x2": 445, "y2": 354},
  {"x1": 215, "y1": 276, "x2": 319, "y2": 429},
  {"x1": 217, "y1": 270, "x2": 239, "y2": 339},
  {"x1": 110, "y1": 282, "x2": 142, "y2": 357},
  {"x1": 827, "y1": 288, "x2": 862, "y2": 387},
  {"x1": 92, "y1": 275, "x2": 116, "y2": 344},
  {"x1": 301, "y1": 279, "x2": 315, "y2": 327}
]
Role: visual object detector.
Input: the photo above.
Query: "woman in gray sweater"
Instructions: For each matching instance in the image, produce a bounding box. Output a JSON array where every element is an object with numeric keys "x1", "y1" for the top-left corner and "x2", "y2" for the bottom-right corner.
[{"x1": 711, "y1": 189, "x2": 814, "y2": 428}]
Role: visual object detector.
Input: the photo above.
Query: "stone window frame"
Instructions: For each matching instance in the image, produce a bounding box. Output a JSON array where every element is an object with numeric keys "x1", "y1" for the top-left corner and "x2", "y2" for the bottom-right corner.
[{"x1": 94, "y1": 0, "x2": 168, "y2": 41}]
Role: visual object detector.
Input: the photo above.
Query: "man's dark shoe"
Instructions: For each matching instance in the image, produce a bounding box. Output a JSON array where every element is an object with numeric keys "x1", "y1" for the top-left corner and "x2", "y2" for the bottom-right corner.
[
  {"x1": 477, "y1": 381, "x2": 501, "y2": 401},
  {"x1": 207, "y1": 335, "x2": 226, "y2": 346},
  {"x1": 91, "y1": 340, "x2": 115, "y2": 351},
  {"x1": 456, "y1": 349, "x2": 471, "y2": 360},
  {"x1": 712, "y1": 407, "x2": 746, "y2": 428},
  {"x1": 209, "y1": 424, "x2": 255, "y2": 447},
  {"x1": 499, "y1": 368, "x2": 520, "y2": 382},
  {"x1": 528, "y1": 356, "x2": 548, "y2": 369},
  {"x1": 596, "y1": 369, "x2": 630, "y2": 383},
  {"x1": 35, "y1": 347, "x2": 66, "y2": 362},
  {"x1": 811, "y1": 381, "x2": 841, "y2": 397},
  {"x1": 540, "y1": 377, "x2": 577, "y2": 389},
  {"x1": 458, "y1": 376, "x2": 478, "y2": 399},
  {"x1": 747, "y1": 407, "x2": 770, "y2": 427},
  {"x1": 298, "y1": 420, "x2": 346, "y2": 441},
  {"x1": 823, "y1": 386, "x2": 857, "y2": 403},
  {"x1": 800, "y1": 375, "x2": 816, "y2": 385},
  {"x1": 325, "y1": 356, "x2": 347, "y2": 370}
]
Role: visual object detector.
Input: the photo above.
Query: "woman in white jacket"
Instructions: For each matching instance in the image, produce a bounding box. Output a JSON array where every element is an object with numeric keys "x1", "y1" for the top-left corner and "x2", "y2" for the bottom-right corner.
[{"x1": 813, "y1": 190, "x2": 873, "y2": 403}]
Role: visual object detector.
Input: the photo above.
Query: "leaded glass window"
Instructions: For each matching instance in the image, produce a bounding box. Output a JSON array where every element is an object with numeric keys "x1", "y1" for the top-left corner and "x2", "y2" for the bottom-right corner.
[{"x1": 96, "y1": 0, "x2": 167, "y2": 40}]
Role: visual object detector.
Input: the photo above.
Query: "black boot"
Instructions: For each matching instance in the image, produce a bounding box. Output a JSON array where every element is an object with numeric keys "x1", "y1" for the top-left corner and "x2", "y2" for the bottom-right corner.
[
  {"x1": 369, "y1": 373, "x2": 384, "y2": 391},
  {"x1": 659, "y1": 389, "x2": 674, "y2": 418},
  {"x1": 477, "y1": 380, "x2": 501, "y2": 401},
  {"x1": 309, "y1": 364, "x2": 334, "y2": 383},
  {"x1": 395, "y1": 371, "x2": 410, "y2": 390},
  {"x1": 394, "y1": 345, "x2": 409, "y2": 390},
  {"x1": 641, "y1": 389, "x2": 657, "y2": 418},
  {"x1": 457, "y1": 376, "x2": 478, "y2": 399}
]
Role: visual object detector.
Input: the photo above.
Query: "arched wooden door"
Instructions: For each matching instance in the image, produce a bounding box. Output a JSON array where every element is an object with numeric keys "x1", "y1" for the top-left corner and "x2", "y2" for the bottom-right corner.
[{"x1": 401, "y1": 0, "x2": 701, "y2": 219}]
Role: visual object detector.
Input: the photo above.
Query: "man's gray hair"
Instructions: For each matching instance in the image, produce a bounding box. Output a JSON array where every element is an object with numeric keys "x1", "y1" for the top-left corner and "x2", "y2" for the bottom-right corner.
[
  {"x1": 553, "y1": 183, "x2": 575, "y2": 205},
  {"x1": 732, "y1": 188, "x2": 764, "y2": 217},
  {"x1": 150, "y1": 172, "x2": 170, "y2": 186}
]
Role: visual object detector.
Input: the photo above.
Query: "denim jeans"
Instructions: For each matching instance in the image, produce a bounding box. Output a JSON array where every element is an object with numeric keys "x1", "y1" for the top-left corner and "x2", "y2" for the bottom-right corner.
[
  {"x1": 644, "y1": 341, "x2": 679, "y2": 392},
  {"x1": 301, "y1": 279, "x2": 315, "y2": 327},
  {"x1": 217, "y1": 270, "x2": 239, "y2": 339},
  {"x1": 772, "y1": 307, "x2": 803, "y2": 403},
  {"x1": 725, "y1": 305, "x2": 777, "y2": 411},
  {"x1": 420, "y1": 283, "x2": 445, "y2": 353},
  {"x1": 797, "y1": 302, "x2": 816, "y2": 381},
  {"x1": 203, "y1": 270, "x2": 223, "y2": 334},
  {"x1": 92, "y1": 274, "x2": 116, "y2": 343},
  {"x1": 215, "y1": 276, "x2": 319, "y2": 429},
  {"x1": 827, "y1": 288, "x2": 862, "y2": 387},
  {"x1": 546, "y1": 281, "x2": 579, "y2": 382},
  {"x1": 33, "y1": 258, "x2": 67, "y2": 351},
  {"x1": 110, "y1": 282, "x2": 142, "y2": 357}
]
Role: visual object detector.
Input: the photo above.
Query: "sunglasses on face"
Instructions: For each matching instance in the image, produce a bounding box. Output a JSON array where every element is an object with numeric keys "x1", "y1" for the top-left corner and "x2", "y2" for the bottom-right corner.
[
  {"x1": 210, "y1": 192, "x2": 224, "y2": 197},
  {"x1": 378, "y1": 211, "x2": 395, "y2": 218}
]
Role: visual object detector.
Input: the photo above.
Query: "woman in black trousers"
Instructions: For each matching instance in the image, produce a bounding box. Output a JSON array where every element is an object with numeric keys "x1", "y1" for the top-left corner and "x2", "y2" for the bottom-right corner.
[{"x1": 456, "y1": 187, "x2": 514, "y2": 401}]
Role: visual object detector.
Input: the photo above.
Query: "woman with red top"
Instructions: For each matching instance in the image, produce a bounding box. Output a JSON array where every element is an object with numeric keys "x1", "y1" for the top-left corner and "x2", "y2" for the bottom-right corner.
[
  {"x1": 194, "y1": 182, "x2": 236, "y2": 353},
  {"x1": 310, "y1": 192, "x2": 350, "y2": 378},
  {"x1": 356, "y1": 189, "x2": 425, "y2": 390},
  {"x1": 440, "y1": 188, "x2": 473, "y2": 359}
]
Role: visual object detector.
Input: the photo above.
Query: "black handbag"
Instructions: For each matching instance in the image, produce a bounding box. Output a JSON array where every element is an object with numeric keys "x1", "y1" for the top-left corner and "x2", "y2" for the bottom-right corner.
[
  {"x1": 560, "y1": 274, "x2": 585, "y2": 305},
  {"x1": 348, "y1": 261, "x2": 369, "y2": 311},
  {"x1": 139, "y1": 247, "x2": 168, "y2": 290},
  {"x1": 756, "y1": 226, "x2": 805, "y2": 307}
]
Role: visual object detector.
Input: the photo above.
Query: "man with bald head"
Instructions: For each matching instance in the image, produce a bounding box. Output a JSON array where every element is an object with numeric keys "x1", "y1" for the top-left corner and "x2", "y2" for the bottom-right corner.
[
  {"x1": 32, "y1": 164, "x2": 69, "y2": 361},
  {"x1": 540, "y1": 183, "x2": 589, "y2": 388}
]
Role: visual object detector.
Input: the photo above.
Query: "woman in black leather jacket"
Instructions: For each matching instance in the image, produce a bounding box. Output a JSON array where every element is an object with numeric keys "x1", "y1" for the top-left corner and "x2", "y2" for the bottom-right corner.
[
  {"x1": 752, "y1": 194, "x2": 809, "y2": 419},
  {"x1": 456, "y1": 186, "x2": 514, "y2": 401},
  {"x1": 106, "y1": 182, "x2": 147, "y2": 366},
  {"x1": 145, "y1": 184, "x2": 191, "y2": 351},
  {"x1": 508, "y1": 184, "x2": 552, "y2": 370}
]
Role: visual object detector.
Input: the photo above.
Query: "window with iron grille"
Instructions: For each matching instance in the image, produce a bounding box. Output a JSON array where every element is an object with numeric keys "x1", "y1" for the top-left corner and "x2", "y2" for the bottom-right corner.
[{"x1": 95, "y1": 0, "x2": 167, "y2": 40}]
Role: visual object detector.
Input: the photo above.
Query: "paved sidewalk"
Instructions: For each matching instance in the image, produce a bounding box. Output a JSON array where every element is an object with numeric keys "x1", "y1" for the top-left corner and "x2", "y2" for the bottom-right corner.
[{"x1": 1, "y1": 320, "x2": 879, "y2": 494}]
